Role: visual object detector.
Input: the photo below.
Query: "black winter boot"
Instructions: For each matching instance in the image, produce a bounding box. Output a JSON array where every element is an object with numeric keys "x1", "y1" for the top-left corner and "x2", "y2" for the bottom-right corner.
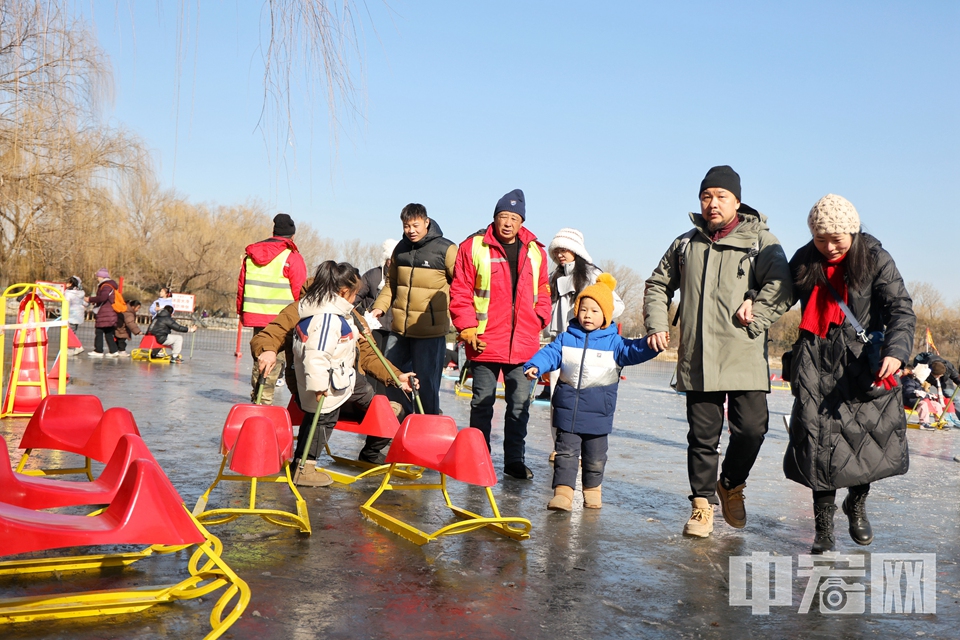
[
  {"x1": 842, "y1": 489, "x2": 873, "y2": 545},
  {"x1": 811, "y1": 504, "x2": 837, "y2": 554}
]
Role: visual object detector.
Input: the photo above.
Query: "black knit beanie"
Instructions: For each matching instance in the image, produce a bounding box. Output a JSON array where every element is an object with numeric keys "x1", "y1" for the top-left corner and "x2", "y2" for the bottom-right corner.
[
  {"x1": 699, "y1": 166, "x2": 741, "y2": 202},
  {"x1": 494, "y1": 189, "x2": 526, "y2": 221},
  {"x1": 273, "y1": 213, "x2": 296, "y2": 237}
]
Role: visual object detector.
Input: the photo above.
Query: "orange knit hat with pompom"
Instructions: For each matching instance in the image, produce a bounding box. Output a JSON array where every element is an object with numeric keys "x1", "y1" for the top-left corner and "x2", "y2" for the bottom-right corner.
[{"x1": 575, "y1": 273, "x2": 618, "y2": 328}]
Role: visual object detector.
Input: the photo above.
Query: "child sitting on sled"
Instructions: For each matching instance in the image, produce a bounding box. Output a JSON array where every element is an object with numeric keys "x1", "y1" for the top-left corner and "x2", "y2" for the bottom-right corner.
[{"x1": 524, "y1": 274, "x2": 658, "y2": 510}]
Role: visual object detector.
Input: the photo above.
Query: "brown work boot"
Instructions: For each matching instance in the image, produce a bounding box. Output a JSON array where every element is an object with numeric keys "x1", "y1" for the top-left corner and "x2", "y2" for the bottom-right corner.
[
  {"x1": 547, "y1": 485, "x2": 574, "y2": 511},
  {"x1": 292, "y1": 460, "x2": 334, "y2": 487},
  {"x1": 682, "y1": 498, "x2": 714, "y2": 538},
  {"x1": 716, "y1": 479, "x2": 747, "y2": 528},
  {"x1": 583, "y1": 485, "x2": 602, "y2": 509}
]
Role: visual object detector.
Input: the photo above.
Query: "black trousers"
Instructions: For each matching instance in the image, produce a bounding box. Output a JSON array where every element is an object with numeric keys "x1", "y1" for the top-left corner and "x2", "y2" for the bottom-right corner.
[
  {"x1": 294, "y1": 376, "x2": 391, "y2": 462},
  {"x1": 685, "y1": 390, "x2": 769, "y2": 504},
  {"x1": 94, "y1": 327, "x2": 118, "y2": 354}
]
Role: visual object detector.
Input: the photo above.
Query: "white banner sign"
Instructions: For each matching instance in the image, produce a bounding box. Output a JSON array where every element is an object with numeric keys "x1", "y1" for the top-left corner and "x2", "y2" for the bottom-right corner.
[{"x1": 170, "y1": 293, "x2": 196, "y2": 313}]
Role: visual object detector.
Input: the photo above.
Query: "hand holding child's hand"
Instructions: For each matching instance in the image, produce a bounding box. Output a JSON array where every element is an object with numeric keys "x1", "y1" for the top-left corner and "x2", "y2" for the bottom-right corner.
[
  {"x1": 735, "y1": 300, "x2": 754, "y2": 326},
  {"x1": 647, "y1": 332, "x2": 669, "y2": 352},
  {"x1": 524, "y1": 367, "x2": 539, "y2": 380}
]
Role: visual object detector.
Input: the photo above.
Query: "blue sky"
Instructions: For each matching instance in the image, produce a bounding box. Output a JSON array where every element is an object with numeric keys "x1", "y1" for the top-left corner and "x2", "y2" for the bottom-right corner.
[{"x1": 89, "y1": 2, "x2": 960, "y2": 298}]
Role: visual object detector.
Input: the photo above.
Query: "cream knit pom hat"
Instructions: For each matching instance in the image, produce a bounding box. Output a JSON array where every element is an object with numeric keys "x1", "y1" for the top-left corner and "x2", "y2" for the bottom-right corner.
[
  {"x1": 807, "y1": 194, "x2": 861, "y2": 235},
  {"x1": 381, "y1": 239, "x2": 398, "y2": 264},
  {"x1": 547, "y1": 228, "x2": 592, "y2": 264}
]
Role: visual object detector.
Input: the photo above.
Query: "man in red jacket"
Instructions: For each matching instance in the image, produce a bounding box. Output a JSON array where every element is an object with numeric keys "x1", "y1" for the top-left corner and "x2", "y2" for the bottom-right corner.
[
  {"x1": 450, "y1": 189, "x2": 550, "y2": 479},
  {"x1": 236, "y1": 213, "x2": 307, "y2": 404}
]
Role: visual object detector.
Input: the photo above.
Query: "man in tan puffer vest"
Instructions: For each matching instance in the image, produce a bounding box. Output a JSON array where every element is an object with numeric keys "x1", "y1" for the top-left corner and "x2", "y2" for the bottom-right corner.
[{"x1": 371, "y1": 203, "x2": 456, "y2": 415}]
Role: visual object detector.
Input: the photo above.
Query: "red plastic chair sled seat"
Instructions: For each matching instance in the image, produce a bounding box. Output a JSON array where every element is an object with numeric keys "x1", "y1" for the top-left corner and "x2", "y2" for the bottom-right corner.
[
  {"x1": 360, "y1": 414, "x2": 531, "y2": 546},
  {"x1": 192, "y1": 404, "x2": 310, "y2": 534},
  {"x1": 0, "y1": 457, "x2": 250, "y2": 639},
  {"x1": 0, "y1": 459, "x2": 203, "y2": 553},
  {"x1": 16, "y1": 396, "x2": 138, "y2": 480},
  {"x1": 317, "y1": 394, "x2": 424, "y2": 485},
  {"x1": 1, "y1": 434, "x2": 156, "y2": 511},
  {"x1": 219, "y1": 404, "x2": 293, "y2": 458}
]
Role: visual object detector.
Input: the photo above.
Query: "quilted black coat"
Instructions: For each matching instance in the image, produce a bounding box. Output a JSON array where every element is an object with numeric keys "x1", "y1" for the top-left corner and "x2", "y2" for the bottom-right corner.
[{"x1": 783, "y1": 234, "x2": 915, "y2": 491}]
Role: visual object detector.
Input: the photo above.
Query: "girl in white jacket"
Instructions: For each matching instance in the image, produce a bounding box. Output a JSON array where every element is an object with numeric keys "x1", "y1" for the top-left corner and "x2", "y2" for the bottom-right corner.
[{"x1": 292, "y1": 261, "x2": 366, "y2": 470}]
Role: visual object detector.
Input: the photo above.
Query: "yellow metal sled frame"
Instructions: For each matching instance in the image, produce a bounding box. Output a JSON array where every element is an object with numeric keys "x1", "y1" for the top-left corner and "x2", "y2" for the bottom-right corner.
[
  {"x1": 192, "y1": 457, "x2": 311, "y2": 534},
  {"x1": 16, "y1": 451, "x2": 95, "y2": 481},
  {"x1": 905, "y1": 408, "x2": 953, "y2": 430},
  {"x1": 131, "y1": 346, "x2": 173, "y2": 363},
  {"x1": 0, "y1": 516, "x2": 250, "y2": 640},
  {"x1": 360, "y1": 466, "x2": 531, "y2": 546},
  {"x1": 318, "y1": 442, "x2": 424, "y2": 485}
]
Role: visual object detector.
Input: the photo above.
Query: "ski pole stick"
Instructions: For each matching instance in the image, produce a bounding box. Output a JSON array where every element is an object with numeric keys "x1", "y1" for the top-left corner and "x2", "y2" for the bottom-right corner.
[
  {"x1": 254, "y1": 372, "x2": 265, "y2": 405},
  {"x1": 350, "y1": 308, "x2": 423, "y2": 413},
  {"x1": 298, "y1": 396, "x2": 325, "y2": 471},
  {"x1": 935, "y1": 382, "x2": 960, "y2": 425}
]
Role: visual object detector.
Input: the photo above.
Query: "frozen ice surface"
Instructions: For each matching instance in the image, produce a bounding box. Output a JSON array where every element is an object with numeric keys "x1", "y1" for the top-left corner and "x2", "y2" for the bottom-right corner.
[{"x1": 0, "y1": 352, "x2": 956, "y2": 639}]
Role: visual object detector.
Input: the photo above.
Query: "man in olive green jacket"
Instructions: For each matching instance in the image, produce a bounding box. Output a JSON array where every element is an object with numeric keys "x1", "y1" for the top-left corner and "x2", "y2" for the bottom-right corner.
[{"x1": 643, "y1": 165, "x2": 793, "y2": 539}]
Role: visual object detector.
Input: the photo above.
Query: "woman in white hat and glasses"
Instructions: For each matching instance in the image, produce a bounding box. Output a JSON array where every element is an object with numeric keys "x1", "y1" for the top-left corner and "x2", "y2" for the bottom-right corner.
[{"x1": 543, "y1": 228, "x2": 624, "y2": 458}]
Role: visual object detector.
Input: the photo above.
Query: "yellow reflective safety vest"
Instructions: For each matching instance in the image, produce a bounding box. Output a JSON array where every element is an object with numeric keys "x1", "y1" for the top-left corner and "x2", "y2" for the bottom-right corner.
[
  {"x1": 242, "y1": 249, "x2": 295, "y2": 317},
  {"x1": 470, "y1": 236, "x2": 543, "y2": 334}
]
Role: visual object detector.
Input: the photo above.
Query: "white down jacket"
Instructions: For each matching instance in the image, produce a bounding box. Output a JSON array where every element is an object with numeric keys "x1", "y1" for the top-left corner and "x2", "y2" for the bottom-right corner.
[{"x1": 293, "y1": 295, "x2": 359, "y2": 414}]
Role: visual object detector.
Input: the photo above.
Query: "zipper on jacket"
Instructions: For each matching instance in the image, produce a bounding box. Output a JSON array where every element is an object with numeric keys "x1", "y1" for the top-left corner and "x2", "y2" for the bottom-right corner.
[
  {"x1": 507, "y1": 243, "x2": 525, "y2": 361},
  {"x1": 569, "y1": 332, "x2": 590, "y2": 430},
  {"x1": 404, "y1": 247, "x2": 418, "y2": 334}
]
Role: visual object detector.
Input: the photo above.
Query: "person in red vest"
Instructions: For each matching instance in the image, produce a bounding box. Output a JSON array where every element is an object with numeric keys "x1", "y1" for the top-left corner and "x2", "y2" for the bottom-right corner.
[
  {"x1": 237, "y1": 213, "x2": 307, "y2": 404},
  {"x1": 449, "y1": 189, "x2": 550, "y2": 480}
]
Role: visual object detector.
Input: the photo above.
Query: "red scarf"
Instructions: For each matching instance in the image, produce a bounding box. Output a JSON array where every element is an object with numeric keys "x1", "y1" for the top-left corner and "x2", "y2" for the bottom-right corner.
[{"x1": 798, "y1": 258, "x2": 847, "y2": 338}]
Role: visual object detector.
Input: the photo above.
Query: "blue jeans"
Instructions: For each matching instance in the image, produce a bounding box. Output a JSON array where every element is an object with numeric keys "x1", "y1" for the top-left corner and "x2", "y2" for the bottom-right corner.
[
  {"x1": 383, "y1": 334, "x2": 446, "y2": 415},
  {"x1": 469, "y1": 362, "x2": 533, "y2": 465}
]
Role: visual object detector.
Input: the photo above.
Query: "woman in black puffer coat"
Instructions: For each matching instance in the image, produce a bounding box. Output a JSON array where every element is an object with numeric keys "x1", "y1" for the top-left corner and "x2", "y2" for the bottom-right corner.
[{"x1": 783, "y1": 194, "x2": 915, "y2": 554}]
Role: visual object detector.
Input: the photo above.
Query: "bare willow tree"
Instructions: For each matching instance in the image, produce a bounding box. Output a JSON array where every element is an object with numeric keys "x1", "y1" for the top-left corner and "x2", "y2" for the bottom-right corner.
[
  {"x1": 258, "y1": 0, "x2": 365, "y2": 168},
  {"x1": 0, "y1": 1, "x2": 143, "y2": 281}
]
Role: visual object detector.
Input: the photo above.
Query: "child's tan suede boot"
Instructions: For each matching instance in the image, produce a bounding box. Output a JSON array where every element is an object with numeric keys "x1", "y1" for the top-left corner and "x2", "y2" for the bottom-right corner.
[{"x1": 547, "y1": 485, "x2": 574, "y2": 511}]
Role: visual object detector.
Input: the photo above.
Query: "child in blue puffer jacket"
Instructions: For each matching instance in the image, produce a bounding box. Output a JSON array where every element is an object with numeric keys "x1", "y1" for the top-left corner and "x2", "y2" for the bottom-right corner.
[{"x1": 524, "y1": 274, "x2": 657, "y2": 510}]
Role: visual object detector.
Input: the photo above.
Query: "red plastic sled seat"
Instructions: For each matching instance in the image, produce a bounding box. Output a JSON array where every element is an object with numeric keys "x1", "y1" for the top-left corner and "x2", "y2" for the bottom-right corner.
[
  {"x1": 193, "y1": 404, "x2": 309, "y2": 534},
  {"x1": 1, "y1": 434, "x2": 156, "y2": 511},
  {"x1": 18, "y1": 394, "x2": 104, "y2": 453},
  {"x1": 361, "y1": 415, "x2": 530, "y2": 545},
  {"x1": 16, "y1": 396, "x2": 139, "y2": 480},
  {"x1": 0, "y1": 459, "x2": 203, "y2": 554},
  {"x1": 313, "y1": 394, "x2": 423, "y2": 485},
  {"x1": 220, "y1": 404, "x2": 293, "y2": 459},
  {"x1": 0, "y1": 457, "x2": 250, "y2": 638},
  {"x1": 336, "y1": 394, "x2": 401, "y2": 438}
]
